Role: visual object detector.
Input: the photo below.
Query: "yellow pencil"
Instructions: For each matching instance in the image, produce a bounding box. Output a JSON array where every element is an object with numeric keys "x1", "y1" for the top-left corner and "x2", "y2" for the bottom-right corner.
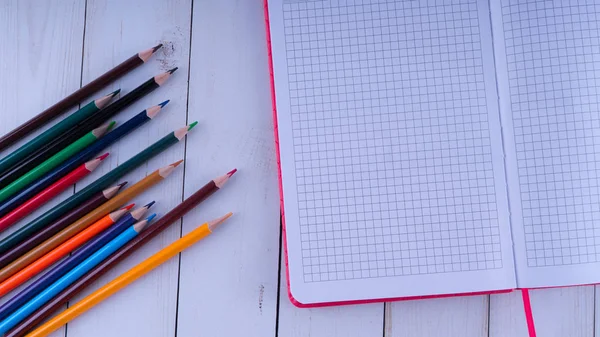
[{"x1": 25, "y1": 212, "x2": 233, "y2": 337}]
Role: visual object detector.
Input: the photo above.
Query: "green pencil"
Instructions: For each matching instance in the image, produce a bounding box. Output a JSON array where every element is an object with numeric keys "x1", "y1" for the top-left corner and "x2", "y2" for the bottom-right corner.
[
  {"x1": 0, "y1": 91, "x2": 119, "y2": 176},
  {"x1": 0, "y1": 122, "x2": 115, "y2": 204},
  {"x1": 0, "y1": 122, "x2": 198, "y2": 254}
]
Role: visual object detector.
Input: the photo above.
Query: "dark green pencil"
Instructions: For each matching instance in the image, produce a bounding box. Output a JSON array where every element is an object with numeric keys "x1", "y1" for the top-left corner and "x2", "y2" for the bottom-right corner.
[
  {"x1": 0, "y1": 91, "x2": 119, "y2": 176},
  {"x1": 0, "y1": 122, "x2": 198, "y2": 254}
]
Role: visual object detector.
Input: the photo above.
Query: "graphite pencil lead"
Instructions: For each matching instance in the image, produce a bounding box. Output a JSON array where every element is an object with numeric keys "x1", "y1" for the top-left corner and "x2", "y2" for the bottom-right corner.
[{"x1": 168, "y1": 67, "x2": 178, "y2": 74}]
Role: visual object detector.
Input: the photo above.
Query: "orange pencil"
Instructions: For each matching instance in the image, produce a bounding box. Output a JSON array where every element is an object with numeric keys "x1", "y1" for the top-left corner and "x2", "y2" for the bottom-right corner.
[{"x1": 0, "y1": 205, "x2": 133, "y2": 297}]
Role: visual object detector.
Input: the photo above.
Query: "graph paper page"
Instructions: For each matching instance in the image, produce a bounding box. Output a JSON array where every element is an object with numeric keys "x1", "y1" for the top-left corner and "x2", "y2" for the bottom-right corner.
[
  {"x1": 269, "y1": 0, "x2": 516, "y2": 304},
  {"x1": 491, "y1": 0, "x2": 600, "y2": 288}
]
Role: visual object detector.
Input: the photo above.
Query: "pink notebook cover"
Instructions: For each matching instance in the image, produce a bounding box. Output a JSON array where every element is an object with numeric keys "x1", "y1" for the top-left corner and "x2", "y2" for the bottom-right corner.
[{"x1": 262, "y1": 0, "x2": 515, "y2": 308}]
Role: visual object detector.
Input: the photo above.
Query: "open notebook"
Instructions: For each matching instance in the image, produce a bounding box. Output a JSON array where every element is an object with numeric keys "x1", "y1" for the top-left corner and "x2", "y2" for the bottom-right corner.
[{"x1": 265, "y1": 0, "x2": 600, "y2": 307}]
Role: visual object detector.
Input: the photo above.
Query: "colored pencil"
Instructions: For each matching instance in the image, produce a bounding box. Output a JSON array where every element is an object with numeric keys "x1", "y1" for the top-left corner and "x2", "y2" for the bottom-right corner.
[
  {"x1": 0, "y1": 92, "x2": 117, "y2": 176},
  {"x1": 0, "y1": 205, "x2": 133, "y2": 298},
  {"x1": 4, "y1": 170, "x2": 236, "y2": 336},
  {"x1": 0, "y1": 161, "x2": 182, "y2": 282},
  {"x1": 0, "y1": 44, "x2": 162, "y2": 151},
  {"x1": 0, "y1": 215, "x2": 155, "y2": 334},
  {"x1": 0, "y1": 68, "x2": 177, "y2": 187},
  {"x1": 0, "y1": 122, "x2": 114, "y2": 204},
  {"x1": 0, "y1": 182, "x2": 126, "y2": 271},
  {"x1": 0, "y1": 122, "x2": 195, "y2": 255},
  {"x1": 23, "y1": 213, "x2": 231, "y2": 336},
  {"x1": 0, "y1": 101, "x2": 167, "y2": 218},
  {"x1": 0, "y1": 155, "x2": 109, "y2": 232},
  {"x1": 0, "y1": 202, "x2": 153, "y2": 321}
]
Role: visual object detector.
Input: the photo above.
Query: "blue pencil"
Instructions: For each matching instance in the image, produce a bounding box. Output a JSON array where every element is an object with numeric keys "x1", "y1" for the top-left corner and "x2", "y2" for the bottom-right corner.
[
  {"x1": 0, "y1": 214, "x2": 156, "y2": 333},
  {"x1": 0, "y1": 101, "x2": 168, "y2": 218},
  {"x1": 0, "y1": 201, "x2": 155, "y2": 321}
]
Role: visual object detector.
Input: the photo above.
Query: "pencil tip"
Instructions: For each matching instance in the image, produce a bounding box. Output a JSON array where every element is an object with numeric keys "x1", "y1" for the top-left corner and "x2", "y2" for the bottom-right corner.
[
  {"x1": 107, "y1": 121, "x2": 117, "y2": 130},
  {"x1": 208, "y1": 212, "x2": 233, "y2": 231},
  {"x1": 187, "y1": 121, "x2": 198, "y2": 131},
  {"x1": 145, "y1": 201, "x2": 156, "y2": 209},
  {"x1": 147, "y1": 213, "x2": 157, "y2": 222},
  {"x1": 168, "y1": 67, "x2": 178, "y2": 74},
  {"x1": 109, "y1": 89, "x2": 121, "y2": 97},
  {"x1": 152, "y1": 43, "x2": 163, "y2": 53},
  {"x1": 98, "y1": 153, "x2": 110, "y2": 161},
  {"x1": 172, "y1": 159, "x2": 184, "y2": 167},
  {"x1": 227, "y1": 168, "x2": 237, "y2": 177},
  {"x1": 159, "y1": 100, "x2": 170, "y2": 108},
  {"x1": 118, "y1": 181, "x2": 128, "y2": 189},
  {"x1": 124, "y1": 203, "x2": 135, "y2": 210}
]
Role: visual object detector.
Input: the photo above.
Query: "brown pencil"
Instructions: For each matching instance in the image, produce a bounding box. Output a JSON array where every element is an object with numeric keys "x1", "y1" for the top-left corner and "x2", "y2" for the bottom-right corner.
[
  {"x1": 0, "y1": 161, "x2": 183, "y2": 283},
  {"x1": 0, "y1": 182, "x2": 127, "y2": 270},
  {"x1": 0, "y1": 44, "x2": 162, "y2": 151},
  {"x1": 5, "y1": 169, "x2": 237, "y2": 337}
]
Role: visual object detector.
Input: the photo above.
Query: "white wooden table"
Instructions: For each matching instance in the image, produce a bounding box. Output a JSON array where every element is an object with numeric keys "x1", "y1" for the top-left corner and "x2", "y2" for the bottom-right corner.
[{"x1": 0, "y1": 1, "x2": 595, "y2": 336}]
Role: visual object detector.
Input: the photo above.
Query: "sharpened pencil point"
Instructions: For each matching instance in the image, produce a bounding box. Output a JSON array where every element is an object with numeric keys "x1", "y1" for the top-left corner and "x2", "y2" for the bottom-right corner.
[
  {"x1": 168, "y1": 67, "x2": 178, "y2": 74},
  {"x1": 118, "y1": 181, "x2": 128, "y2": 189},
  {"x1": 109, "y1": 89, "x2": 121, "y2": 97},
  {"x1": 147, "y1": 213, "x2": 157, "y2": 222},
  {"x1": 124, "y1": 204, "x2": 135, "y2": 210},
  {"x1": 98, "y1": 153, "x2": 110, "y2": 160},
  {"x1": 227, "y1": 168, "x2": 237, "y2": 177},
  {"x1": 159, "y1": 100, "x2": 170, "y2": 108},
  {"x1": 208, "y1": 212, "x2": 233, "y2": 231},
  {"x1": 152, "y1": 43, "x2": 163, "y2": 53},
  {"x1": 172, "y1": 159, "x2": 184, "y2": 167},
  {"x1": 107, "y1": 121, "x2": 117, "y2": 131},
  {"x1": 145, "y1": 201, "x2": 156, "y2": 209},
  {"x1": 188, "y1": 121, "x2": 198, "y2": 131}
]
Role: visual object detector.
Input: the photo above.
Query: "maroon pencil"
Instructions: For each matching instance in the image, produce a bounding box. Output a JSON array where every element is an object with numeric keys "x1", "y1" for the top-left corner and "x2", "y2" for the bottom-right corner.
[
  {"x1": 6, "y1": 170, "x2": 236, "y2": 337},
  {"x1": 0, "y1": 44, "x2": 162, "y2": 151},
  {"x1": 0, "y1": 182, "x2": 127, "y2": 270}
]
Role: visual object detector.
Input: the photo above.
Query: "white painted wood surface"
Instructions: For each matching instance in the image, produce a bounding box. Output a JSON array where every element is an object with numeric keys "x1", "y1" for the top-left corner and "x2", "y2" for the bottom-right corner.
[{"x1": 0, "y1": 1, "x2": 597, "y2": 336}]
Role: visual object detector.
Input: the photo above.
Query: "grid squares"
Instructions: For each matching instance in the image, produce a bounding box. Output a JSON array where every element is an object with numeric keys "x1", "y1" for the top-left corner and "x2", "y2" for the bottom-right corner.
[
  {"x1": 283, "y1": 0, "x2": 504, "y2": 283},
  {"x1": 501, "y1": 0, "x2": 600, "y2": 267}
]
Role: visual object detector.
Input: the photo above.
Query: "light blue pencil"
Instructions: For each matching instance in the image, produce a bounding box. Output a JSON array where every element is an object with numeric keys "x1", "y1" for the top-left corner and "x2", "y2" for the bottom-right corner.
[{"x1": 0, "y1": 214, "x2": 156, "y2": 334}]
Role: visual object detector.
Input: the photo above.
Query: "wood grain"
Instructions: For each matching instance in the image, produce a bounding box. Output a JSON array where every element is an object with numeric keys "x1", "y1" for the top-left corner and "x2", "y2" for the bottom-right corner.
[
  {"x1": 527, "y1": 287, "x2": 594, "y2": 337},
  {"x1": 489, "y1": 291, "x2": 529, "y2": 337},
  {"x1": 385, "y1": 295, "x2": 489, "y2": 337},
  {"x1": 0, "y1": 2, "x2": 85, "y2": 337},
  {"x1": 63, "y1": 0, "x2": 191, "y2": 336},
  {"x1": 277, "y1": 250, "x2": 385, "y2": 337},
  {"x1": 175, "y1": 1, "x2": 281, "y2": 336}
]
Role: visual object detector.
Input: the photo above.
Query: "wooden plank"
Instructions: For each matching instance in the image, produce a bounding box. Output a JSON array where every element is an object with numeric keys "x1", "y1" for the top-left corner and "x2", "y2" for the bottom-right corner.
[
  {"x1": 525, "y1": 287, "x2": 594, "y2": 337},
  {"x1": 277, "y1": 249, "x2": 385, "y2": 337},
  {"x1": 385, "y1": 296, "x2": 489, "y2": 337},
  {"x1": 489, "y1": 291, "x2": 529, "y2": 337},
  {"x1": 175, "y1": 1, "x2": 281, "y2": 336},
  {"x1": 63, "y1": 0, "x2": 191, "y2": 336},
  {"x1": 0, "y1": 2, "x2": 85, "y2": 337}
]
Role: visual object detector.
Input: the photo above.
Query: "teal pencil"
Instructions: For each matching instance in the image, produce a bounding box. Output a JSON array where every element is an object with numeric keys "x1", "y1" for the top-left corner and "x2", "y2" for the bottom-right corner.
[
  {"x1": 0, "y1": 214, "x2": 155, "y2": 334},
  {"x1": 0, "y1": 122, "x2": 197, "y2": 254}
]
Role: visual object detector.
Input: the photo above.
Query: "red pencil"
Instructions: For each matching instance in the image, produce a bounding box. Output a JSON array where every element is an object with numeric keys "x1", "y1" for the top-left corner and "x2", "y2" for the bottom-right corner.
[{"x1": 0, "y1": 154, "x2": 109, "y2": 232}]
